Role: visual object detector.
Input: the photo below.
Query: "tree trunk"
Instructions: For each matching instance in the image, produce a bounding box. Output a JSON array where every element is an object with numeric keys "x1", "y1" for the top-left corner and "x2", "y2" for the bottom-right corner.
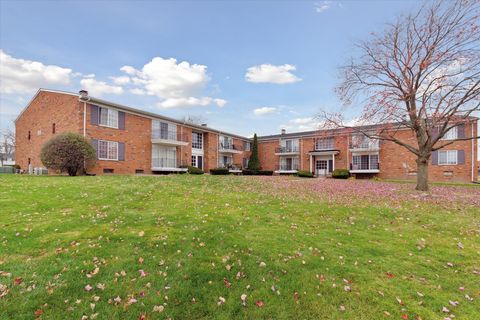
[{"x1": 415, "y1": 156, "x2": 429, "y2": 191}]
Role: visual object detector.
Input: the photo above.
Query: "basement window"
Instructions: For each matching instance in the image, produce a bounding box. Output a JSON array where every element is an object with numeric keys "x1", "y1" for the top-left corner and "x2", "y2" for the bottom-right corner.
[
  {"x1": 103, "y1": 168, "x2": 114, "y2": 174},
  {"x1": 135, "y1": 169, "x2": 145, "y2": 174}
]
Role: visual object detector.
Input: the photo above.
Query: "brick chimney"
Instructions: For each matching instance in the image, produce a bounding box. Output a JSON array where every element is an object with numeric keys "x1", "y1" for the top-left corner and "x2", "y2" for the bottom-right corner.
[{"x1": 79, "y1": 90, "x2": 88, "y2": 99}]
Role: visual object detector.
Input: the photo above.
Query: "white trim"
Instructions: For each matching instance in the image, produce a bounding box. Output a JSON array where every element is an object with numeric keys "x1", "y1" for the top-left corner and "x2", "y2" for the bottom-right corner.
[
  {"x1": 472, "y1": 122, "x2": 475, "y2": 181},
  {"x1": 350, "y1": 169, "x2": 380, "y2": 173},
  {"x1": 151, "y1": 167, "x2": 187, "y2": 172}
]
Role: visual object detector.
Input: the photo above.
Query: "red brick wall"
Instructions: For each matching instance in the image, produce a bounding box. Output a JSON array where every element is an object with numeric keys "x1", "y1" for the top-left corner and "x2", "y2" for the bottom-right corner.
[
  {"x1": 258, "y1": 139, "x2": 279, "y2": 171},
  {"x1": 178, "y1": 125, "x2": 193, "y2": 167},
  {"x1": 15, "y1": 91, "x2": 82, "y2": 170},
  {"x1": 378, "y1": 123, "x2": 478, "y2": 182},
  {"x1": 203, "y1": 132, "x2": 219, "y2": 172},
  {"x1": 85, "y1": 104, "x2": 152, "y2": 175}
]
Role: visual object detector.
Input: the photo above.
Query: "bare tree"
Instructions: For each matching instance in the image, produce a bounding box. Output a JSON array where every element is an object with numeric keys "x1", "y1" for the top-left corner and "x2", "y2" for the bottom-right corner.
[
  {"x1": 322, "y1": 0, "x2": 480, "y2": 191},
  {"x1": 0, "y1": 129, "x2": 15, "y2": 166},
  {"x1": 180, "y1": 114, "x2": 207, "y2": 125}
]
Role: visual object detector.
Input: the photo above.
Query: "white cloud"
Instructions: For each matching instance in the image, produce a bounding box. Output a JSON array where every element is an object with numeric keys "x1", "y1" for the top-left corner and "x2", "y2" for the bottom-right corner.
[
  {"x1": 0, "y1": 50, "x2": 73, "y2": 94},
  {"x1": 314, "y1": 1, "x2": 331, "y2": 13},
  {"x1": 253, "y1": 106, "x2": 277, "y2": 116},
  {"x1": 118, "y1": 57, "x2": 225, "y2": 108},
  {"x1": 281, "y1": 117, "x2": 320, "y2": 132},
  {"x1": 110, "y1": 75, "x2": 131, "y2": 85},
  {"x1": 130, "y1": 88, "x2": 147, "y2": 95},
  {"x1": 80, "y1": 77, "x2": 123, "y2": 97},
  {"x1": 245, "y1": 64, "x2": 301, "y2": 84},
  {"x1": 158, "y1": 97, "x2": 226, "y2": 109}
]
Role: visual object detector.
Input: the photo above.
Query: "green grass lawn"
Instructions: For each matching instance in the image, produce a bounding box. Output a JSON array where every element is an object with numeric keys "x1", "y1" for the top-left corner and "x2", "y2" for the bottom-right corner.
[{"x1": 0, "y1": 175, "x2": 479, "y2": 319}]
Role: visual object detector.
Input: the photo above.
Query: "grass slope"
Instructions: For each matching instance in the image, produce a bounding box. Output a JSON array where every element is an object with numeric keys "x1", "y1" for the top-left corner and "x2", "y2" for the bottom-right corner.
[{"x1": 0, "y1": 175, "x2": 479, "y2": 319}]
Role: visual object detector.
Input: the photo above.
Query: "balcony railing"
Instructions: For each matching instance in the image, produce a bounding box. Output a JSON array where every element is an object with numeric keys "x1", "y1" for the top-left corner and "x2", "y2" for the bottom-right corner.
[
  {"x1": 152, "y1": 129, "x2": 188, "y2": 142},
  {"x1": 275, "y1": 146, "x2": 300, "y2": 153},
  {"x1": 349, "y1": 139, "x2": 379, "y2": 150},
  {"x1": 276, "y1": 163, "x2": 299, "y2": 171},
  {"x1": 218, "y1": 163, "x2": 243, "y2": 170},
  {"x1": 219, "y1": 143, "x2": 243, "y2": 151},
  {"x1": 152, "y1": 158, "x2": 188, "y2": 169},
  {"x1": 350, "y1": 162, "x2": 380, "y2": 171}
]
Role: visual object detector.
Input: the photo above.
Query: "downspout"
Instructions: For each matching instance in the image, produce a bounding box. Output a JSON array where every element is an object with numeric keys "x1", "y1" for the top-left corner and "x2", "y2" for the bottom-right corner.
[
  {"x1": 83, "y1": 102, "x2": 87, "y2": 137},
  {"x1": 472, "y1": 121, "x2": 475, "y2": 182}
]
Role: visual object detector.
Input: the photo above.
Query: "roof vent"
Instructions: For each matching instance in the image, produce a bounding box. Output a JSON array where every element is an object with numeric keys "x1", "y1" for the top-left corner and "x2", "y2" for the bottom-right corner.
[
  {"x1": 281, "y1": 128, "x2": 286, "y2": 135},
  {"x1": 201, "y1": 123, "x2": 207, "y2": 127},
  {"x1": 79, "y1": 90, "x2": 88, "y2": 99}
]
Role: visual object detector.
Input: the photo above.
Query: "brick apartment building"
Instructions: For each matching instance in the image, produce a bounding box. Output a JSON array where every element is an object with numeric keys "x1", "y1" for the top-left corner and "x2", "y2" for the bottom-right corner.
[
  {"x1": 15, "y1": 89, "x2": 251, "y2": 175},
  {"x1": 15, "y1": 89, "x2": 479, "y2": 182}
]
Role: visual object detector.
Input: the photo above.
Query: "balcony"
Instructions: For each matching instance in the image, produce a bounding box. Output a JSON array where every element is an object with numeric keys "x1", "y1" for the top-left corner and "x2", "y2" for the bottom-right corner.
[
  {"x1": 151, "y1": 158, "x2": 188, "y2": 172},
  {"x1": 275, "y1": 163, "x2": 299, "y2": 172},
  {"x1": 219, "y1": 143, "x2": 243, "y2": 154},
  {"x1": 315, "y1": 139, "x2": 335, "y2": 151},
  {"x1": 349, "y1": 139, "x2": 379, "y2": 151},
  {"x1": 275, "y1": 146, "x2": 300, "y2": 155},
  {"x1": 218, "y1": 163, "x2": 243, "y2": 173},
  {"x1": 350, "y1": 162, "x2": 380, "y2": 173},
  {"x1": 151, "y1": 130, "x2": 188, "y2": 146}
]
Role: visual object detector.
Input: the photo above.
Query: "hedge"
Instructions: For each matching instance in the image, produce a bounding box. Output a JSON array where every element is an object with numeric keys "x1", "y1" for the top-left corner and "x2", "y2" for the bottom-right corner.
[
  {"x1": 187, "y1": 166, "x2": 204, "y2": 175},
  {"x1": 210, "y1": 168, "x2": 230, "y2": 175},
  {"x1": 242, "y1": 169, "x2": 274, "y2": 176},
  {"x1": 332, "y1": 169, "x2": 350, "y2": 179},
  {"x1": 297, "y1": 170, "x2": 314, "y2": 178}
]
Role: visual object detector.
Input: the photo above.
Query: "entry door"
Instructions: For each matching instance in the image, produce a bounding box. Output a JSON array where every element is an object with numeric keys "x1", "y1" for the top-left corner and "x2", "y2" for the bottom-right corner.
[{"x1": 315, "y1": 160, "x2": 328, "y2": 176}]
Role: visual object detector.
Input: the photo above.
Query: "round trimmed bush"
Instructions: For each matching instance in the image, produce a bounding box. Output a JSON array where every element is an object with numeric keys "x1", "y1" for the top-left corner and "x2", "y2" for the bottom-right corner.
[
  {"x1": 297, "y1": 170, "x2": 314, "y2": 178},
  {"x1": 210, "y1": 168, "x2": 230, "y2": 175},
  {"x1": 40, "y1": 132, "x2": 96, "y2": 176},
  {"x1": 188, "y1": 166, "x2": 204, "y2": 175},
  {"x1": 332, "y1": 169, "x2": 350, "y2": 179}
]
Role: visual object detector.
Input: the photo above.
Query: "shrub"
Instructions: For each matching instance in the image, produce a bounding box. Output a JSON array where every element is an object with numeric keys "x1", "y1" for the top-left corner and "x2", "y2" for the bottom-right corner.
[
  {"x1": 297, "y1": 170, "x2": 314, "y2": 178},
  {"x1": 332, "y1": 169, "x2": 350, "y2": 179},
  {"x1": 242, "y1": 169, "x2": 274, "y2": 176},
  {"x1": 188, "y1": 166, "x2": 204, "y2": 175},
  {"x1": 210, "y1": 168, "x2": 230, "y2": 175},
  {"x1": 40, "y1": 132, "x2": 96, "y2": 176}
]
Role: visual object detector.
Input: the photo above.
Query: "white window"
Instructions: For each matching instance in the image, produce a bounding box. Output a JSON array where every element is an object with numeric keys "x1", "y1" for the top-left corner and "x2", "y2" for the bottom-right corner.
[
  {"x1": 99, "y1": 107, "x2": 119, "y2": 128},
  {"x1": 315, "y1": 138, "x2": 334, "y2": 150},
  {"x1": 281, "y1": 139, "x2": 299, "y2": 152},
  {"x1": 152, "y1": 120, "x2": 176, "y2": 140},
  {"x1": 441, "y1": 127, "x2": 458, "y2": 140},
  {"x1": 244, "y1": 141, "x2": 251, "y2": 151},
  {"x1": 152, "y1": 145, "x2": 177, "y2": 168},
  {"x1": 98, "y1": 140, "x2": 118, "y2": 160},
  {"x1": 438, "y1": 150, "x2": 458, "y2": 165},
  {"x1": 192, "y1": 132, "x2": 203, "y2": 149},
  {"x1": 220, "y1": 136, "x2": 233, "y2": 149}
]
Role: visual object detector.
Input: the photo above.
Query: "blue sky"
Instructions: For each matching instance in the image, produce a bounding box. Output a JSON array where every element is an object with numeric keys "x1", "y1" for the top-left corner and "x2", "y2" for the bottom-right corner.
[{"x1": 1, "y1": 0, "x2": 421, "y2": 136}]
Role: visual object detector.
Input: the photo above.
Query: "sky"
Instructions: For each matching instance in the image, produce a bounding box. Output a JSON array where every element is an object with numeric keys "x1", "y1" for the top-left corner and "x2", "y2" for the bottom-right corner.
[{"x1": 0, "y1": 0, "x2": 453, "y2": 137}]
